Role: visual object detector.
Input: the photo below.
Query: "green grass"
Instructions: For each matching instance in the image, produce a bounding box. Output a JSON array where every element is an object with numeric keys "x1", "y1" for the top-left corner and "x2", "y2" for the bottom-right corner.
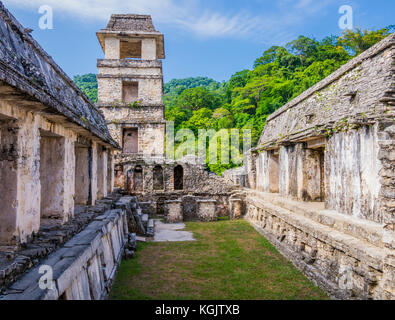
[{"x1": 110, "y1": 219, "x2": 329, "y2": 300}]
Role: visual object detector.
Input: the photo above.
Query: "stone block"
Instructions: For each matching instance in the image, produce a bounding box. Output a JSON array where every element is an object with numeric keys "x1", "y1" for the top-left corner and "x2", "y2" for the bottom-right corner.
[
  {"x1": 230, "y1": 199, "x2": 244, "y2": 220},
  {"x1": 165, "y1": 200, "x2": 183, "y2": 224},
  {"x1": 196, "y1": 200, "x2": 217, "y2": 222}
]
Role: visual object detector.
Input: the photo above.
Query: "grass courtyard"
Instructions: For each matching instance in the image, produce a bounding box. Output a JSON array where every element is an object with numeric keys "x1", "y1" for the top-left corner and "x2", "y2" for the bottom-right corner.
[{"x1": 110, "y1": 219, "x2": 329, "y2": 300}]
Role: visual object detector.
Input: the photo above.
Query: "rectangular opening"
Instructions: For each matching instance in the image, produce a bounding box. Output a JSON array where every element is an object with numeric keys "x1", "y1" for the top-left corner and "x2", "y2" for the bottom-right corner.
[
  {"x1": 268, "y1": 151, "x2": 279, "y2": 193},
  {"x1": 122, "y1": 82, "x2": 139, "y2": 104},
  {"x1": 123, "y1": 128, "x2": 138, "y2": 154},
  {"x1": 40, "y1": 131, "x2": 65, "y2": 219},
  {"x1": 303, "y1": 147, "x2": 326, "y2": 202},
  {"x1": 0, "y1": 119, "x2": 18, "y2": 245},
  {"x1": 318, "y1": 148, "x2": 325, "y2": 201},
  {"x1": 120, "y1": 40, "x2": 142, "y2": 59},
  {"x1": 74, "y1": 145, "x2": 90, "y2": 205}
]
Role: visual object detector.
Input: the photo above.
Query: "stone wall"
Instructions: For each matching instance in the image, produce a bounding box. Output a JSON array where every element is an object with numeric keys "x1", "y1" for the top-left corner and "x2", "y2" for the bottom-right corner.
[
  {"x1": 0, "y1": 2, "x2": 119, "y2": 246},
  {"x1": 0, "y1": 2, "x2": 117, "y2": 148},
  {"x1": 118, "y1": 157, "x2": 238, "y2": 219},
  {"x1": 258, "y1": 33, "x2": 394, "y2": 149},
  {"x1": 224, "y1": 34, "x2": 395, "y2": 299},
  {"x1": 0, "y1": 207, "x2": 128, "y2": 300},
  {"x1": 245, "y1": 191, "x2": 394, "y2": 300}
]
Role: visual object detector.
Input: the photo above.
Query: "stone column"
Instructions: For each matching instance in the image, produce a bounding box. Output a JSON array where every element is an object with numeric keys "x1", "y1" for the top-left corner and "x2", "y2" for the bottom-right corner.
[
  {"x1": 245, "y1": 150, "x2": 258, "y2": 189},
  {"x1": 90, "y1": 142, "x2": 98, "y2": 205},
  {"x1": 0, "y1": 120, "x2": 20, "y2": 244},
  {"x1": 197, "y1": 199, "x2": 217, "y2": 222},
  {"x1": 165, "y1": 200, "x2": 183, "y2": 223},
  {"x1": 279, "y1": 146, "x2": 289, "y2": 196},
  {"x1": 102, "y1": 148, "x2": 108, "y2": 198},
  {"x1": 63, "y1": 136, "x2": 76, "y2": 221}
]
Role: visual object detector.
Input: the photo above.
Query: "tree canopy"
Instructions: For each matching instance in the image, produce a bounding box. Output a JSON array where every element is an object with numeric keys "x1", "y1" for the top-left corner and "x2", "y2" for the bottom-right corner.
[{"x1": 74, "y1": 28, "x2": 392, "y2": 175}]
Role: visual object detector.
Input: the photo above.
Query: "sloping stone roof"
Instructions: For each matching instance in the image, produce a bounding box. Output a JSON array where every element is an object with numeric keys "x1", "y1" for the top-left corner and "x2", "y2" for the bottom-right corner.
[
  {"x1": 105, "y1": 14, "x2": 159, "y2": 33},
  {"x1": 0, "y1": 1, "x2": 119, "y2": 148}
]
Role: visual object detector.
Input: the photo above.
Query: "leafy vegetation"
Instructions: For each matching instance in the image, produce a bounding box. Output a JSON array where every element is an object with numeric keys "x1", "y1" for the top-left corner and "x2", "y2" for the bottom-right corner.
[
  {"x1": 110, "y1": 219, "x2": 329, "y2": 300},
  {"x1": 74, "y1": 28, "x2": 393, "y2": 175},
  {"x1": 73, "y1": 73, "x2": 98, "y2": 103}
]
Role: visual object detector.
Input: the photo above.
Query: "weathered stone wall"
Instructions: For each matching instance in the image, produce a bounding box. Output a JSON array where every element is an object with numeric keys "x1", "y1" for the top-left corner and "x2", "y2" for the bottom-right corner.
[
  {"x1": 0, "y1": 100, "x2": 117, "y2": 244},
  {"x1": 245, "y1": 191, "x2": 394, "y2": 300},
  {"x1": 106, "y1": 120, "x2": 165, "y2": 156},
  {"x1": 1, "y1": 207, "x2": 128, "y2": 300},
  {"x1": 164, "y1": 200, "x2": 183, "y2": 223},
  {"x1": 0, "y1": 3, "x2": 117, "y2": 148},
  {"x1": 325, "y1": 125, "x2": 382, "y2": 222},
  {"x1": 120, "y1": 157, "x2": 236, "y2": 195},
  {"x1": 258, "y1": 33, "x2": 394, "y2": 149},
  {"x1": 0, "y1": 2, "x2": 119, "y2": 246},
  {"x1": 225, "y1": 34, "x2": 395, "y2": 299},
  {"x1": 97, "y1": 77, "x2": 163, "y2": 106}
]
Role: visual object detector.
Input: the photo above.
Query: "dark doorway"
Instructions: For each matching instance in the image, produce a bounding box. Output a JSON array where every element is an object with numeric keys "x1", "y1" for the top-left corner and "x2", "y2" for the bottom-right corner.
[
  {"x1": 153, "y1": 165, "x2": 164, "y2": 190},
  {"x1": 123, "y1": 128, "x2": 138, "y2": 154},
  {"x1": 128, "y1": 165, "x2": 143, "y2": 193},
  {"x1": 174, "y1": 165, "x2": 184, "y2": 190},
  {"x1": 156, "y1": 197, "x2": 166, "y2": 215},
  {"x1": 182, "y1": 196, "x2": 198, "y2": 221}
]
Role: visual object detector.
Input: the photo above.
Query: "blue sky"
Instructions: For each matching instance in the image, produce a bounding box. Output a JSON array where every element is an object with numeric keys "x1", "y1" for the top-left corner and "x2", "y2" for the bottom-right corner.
[{"x1": 2, "y1": 0, "x2": 394, "y2": 82}]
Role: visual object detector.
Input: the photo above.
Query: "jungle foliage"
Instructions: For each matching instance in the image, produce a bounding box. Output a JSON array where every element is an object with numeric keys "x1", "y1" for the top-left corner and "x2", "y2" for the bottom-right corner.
[{"x1": 74, "y1": 28, "x2": 393, "y2": 175}]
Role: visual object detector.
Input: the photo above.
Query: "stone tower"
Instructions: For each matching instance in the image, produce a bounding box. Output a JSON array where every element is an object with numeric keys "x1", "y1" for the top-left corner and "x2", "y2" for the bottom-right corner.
[{"x1": 97, "y1": 14, "x2": 166, "y2": 159}]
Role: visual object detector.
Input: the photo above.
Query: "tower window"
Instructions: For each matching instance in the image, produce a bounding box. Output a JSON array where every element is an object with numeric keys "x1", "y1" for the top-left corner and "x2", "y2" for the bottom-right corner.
[{"x1": 120, "y1": 40, "x2": 142, "y2": 59}]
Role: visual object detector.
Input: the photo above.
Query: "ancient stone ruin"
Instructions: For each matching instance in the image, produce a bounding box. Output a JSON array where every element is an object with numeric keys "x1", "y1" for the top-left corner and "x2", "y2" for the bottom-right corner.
[
  {"x1": 0, "y1": 1, "x2": 393, "y2": 300},
  {"x1": 224, "y1": 33, "x2": 395, "y2": 299},
  {"x1": 96, "y1": 14, "x2": 237, "y2": 223}
]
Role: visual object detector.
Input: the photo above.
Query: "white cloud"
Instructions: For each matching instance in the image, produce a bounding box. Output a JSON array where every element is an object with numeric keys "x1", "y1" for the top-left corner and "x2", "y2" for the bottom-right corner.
[{"x1": 2, "y1": 0, "x2": 335, "y2": 41}]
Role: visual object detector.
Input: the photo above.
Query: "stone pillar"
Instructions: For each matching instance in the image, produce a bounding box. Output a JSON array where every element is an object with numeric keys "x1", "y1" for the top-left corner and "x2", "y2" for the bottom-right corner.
[
  {"x1": 230, "y1": 198, "x2": 243, "y2": 220},
  {"x1": 0, "y1": 120, "x2": 19, "y2": 244},
  {"x1": 165, "y1": 200, "x2": 183, "y2": 223},
  {"x1": 90, "y1": 142, "x2": 98, "y2": 205},
  {"x1": 142, "y1": 38, "x2": 157, "y2": 60},
  {"x1": 63, "y1": 136, "x2": 76, "y2": 220},
  {"x1": 197, "y1": 199, "x2": 217, "y2": 222},
  {"x1": 245, "y1": 150, "x2": 257, "y2": 189},
  {"x1": 256, "y1": 152, "x2": 267, "y2": 192},
  {"x1": 279, "y1": 146, "x2": 289, "y2": 196},
  {"x1": 103, "y1": 148, "x2": 108, "y2": 198},
  {"x1": 104, "y1": 37, "x2": 120, "y2": 59}
]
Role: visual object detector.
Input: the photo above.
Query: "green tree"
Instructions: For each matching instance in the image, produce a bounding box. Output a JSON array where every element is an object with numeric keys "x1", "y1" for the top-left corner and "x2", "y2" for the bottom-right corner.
[
  {"x1": 176, "y1": 87, "x2": 221, "y2": 111},
  {"x1": 73, "y1": 73, "x2": 98, "y2": 103},
  {"x1": 337, "y1": 27, "x2": 392, "y2": 56}
]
